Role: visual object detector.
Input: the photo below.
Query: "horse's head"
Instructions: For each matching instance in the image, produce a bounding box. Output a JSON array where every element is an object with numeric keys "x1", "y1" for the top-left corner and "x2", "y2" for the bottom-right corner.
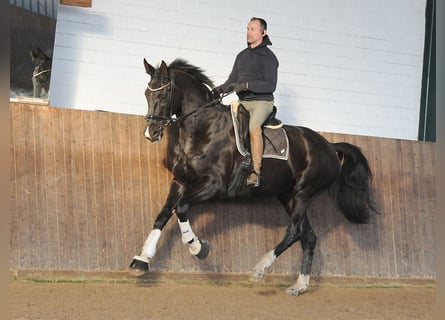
[
  {"x1": 143, "y1": 59, "x2": 178, "y2": 142},
  {"x1": 142, "y1": 58, "x2": 215, "y2": 142},
  {"x1": 29, "y1": 47, "x2": 52, "y2": 75}
]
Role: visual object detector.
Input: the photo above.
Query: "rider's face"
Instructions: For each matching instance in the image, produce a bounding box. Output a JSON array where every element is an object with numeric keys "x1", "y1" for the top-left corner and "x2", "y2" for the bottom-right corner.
[{"x1": 246, "y1": 20, "x2": 265, "y2": 48}]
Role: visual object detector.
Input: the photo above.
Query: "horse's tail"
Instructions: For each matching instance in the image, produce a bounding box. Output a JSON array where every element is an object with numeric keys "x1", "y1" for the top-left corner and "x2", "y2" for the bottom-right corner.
[{"x1": 330, "y1": 142, "x2": 378, "y2": 223}]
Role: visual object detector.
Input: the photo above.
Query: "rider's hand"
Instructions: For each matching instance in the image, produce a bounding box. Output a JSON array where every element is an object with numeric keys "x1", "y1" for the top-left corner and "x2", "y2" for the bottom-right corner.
[
  {"x1": 228, "y1": 82, "x2": 248, "y2": 93},
  {"x1": 212, "y1": 85, "x2": 224, "y2": 95}
]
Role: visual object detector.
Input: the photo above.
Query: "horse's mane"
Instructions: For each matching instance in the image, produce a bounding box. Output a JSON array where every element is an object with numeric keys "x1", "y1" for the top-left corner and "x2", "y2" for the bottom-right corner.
[{"x1": 168, "y1": 59, "x2": 215, "y2": 88}]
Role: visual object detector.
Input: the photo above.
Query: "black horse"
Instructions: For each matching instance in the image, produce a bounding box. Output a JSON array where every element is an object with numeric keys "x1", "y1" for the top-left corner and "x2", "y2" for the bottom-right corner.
[
  {"x1": 130, "y1": 58, "x2": 376, "y2": 296},
  {"x1": 29, "y1": 47, "x2": 52, "y2": 98}
]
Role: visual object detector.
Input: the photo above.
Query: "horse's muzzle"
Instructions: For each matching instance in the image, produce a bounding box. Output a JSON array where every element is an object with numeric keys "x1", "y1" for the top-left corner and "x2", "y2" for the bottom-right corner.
[{"x1": 144, "y1": 123, "x2": 164, "y2": 142}]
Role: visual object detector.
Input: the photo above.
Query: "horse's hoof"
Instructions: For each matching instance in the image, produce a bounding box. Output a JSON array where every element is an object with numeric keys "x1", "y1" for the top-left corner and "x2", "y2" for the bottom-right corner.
[
  {"x1": 285, "y1": 283, "x2": 308, "y2": 296},
  {"x1": 286, "y1": 274, "x2": 310, "y2": 296},
  {"x1": 250, "y1": 267, "x2": 265, "y2": 282},
  {"x1": 195, "y1": 240, "x2": 209, "y2": 259},
  {"x1": 129, "y1": 256, "x2": 149, "y2": 276},
  {"x1": 285, "y1": 286, "x2": 306, "y2": 296}
]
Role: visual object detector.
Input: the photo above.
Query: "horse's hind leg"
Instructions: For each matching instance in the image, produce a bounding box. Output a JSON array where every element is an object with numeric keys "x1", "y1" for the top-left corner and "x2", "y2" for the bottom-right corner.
[
  {"x1": 286, "y1": 215, "x2": 317, "y2": 296},
  {"x1": 251, "y1": 198, "x2": 307, "y2": 280},
  {"x1": 252, "y1": 195, "x2": 317, "y2": 296}
]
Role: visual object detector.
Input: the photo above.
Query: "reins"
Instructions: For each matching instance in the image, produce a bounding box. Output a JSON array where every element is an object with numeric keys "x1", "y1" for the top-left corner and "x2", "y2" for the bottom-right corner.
[
  {"x1": 170, "y1": 71, "x2": 233, "y2": 123},
  {"x1": 175, "y1": 94, "x2": 227, "y2": 123},
  {"x1": 144, "y1": 65, "x2": 235, "y2": 133},
  {"x1": 145, "y1": 77, "x2": 231, "y2": 126}
]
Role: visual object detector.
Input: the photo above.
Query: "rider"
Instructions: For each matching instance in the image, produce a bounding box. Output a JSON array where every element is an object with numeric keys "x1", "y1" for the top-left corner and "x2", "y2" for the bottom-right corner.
[{"x1": 213, "y1": 17, "x2": 279, "y2": 188}]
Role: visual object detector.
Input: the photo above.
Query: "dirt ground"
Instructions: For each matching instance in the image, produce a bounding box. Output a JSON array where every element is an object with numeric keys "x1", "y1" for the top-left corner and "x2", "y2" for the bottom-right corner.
[{"x1": 10, "y1": 276, "x2": 437, "y2": 320}]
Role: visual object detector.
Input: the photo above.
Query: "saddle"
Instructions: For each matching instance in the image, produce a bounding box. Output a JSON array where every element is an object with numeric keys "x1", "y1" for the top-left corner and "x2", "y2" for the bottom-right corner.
[
  {"x1": 263, "y1": 106, "x2": 283, "y2": 129},
  {"x1": 230, "y1": 101, "x2": 288, "y2": 161}
]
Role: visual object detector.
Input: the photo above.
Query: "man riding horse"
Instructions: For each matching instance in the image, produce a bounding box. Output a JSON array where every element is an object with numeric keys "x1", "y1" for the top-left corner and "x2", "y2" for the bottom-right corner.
[{"x1": 213, "y1": 17, "x2": 278, "y2": 188}]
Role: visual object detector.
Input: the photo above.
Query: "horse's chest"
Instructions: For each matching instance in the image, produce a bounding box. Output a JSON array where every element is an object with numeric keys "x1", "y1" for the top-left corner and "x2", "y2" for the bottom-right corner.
[
  {"x1": 174, "y1": 144, "x2": 206, "y2": 173},
  {"x1": 174, "y1": 133, "x2": 227, "y2": 178},
  {"x1": 178, "y1": 151, "x2": 206, "y2": 168}
]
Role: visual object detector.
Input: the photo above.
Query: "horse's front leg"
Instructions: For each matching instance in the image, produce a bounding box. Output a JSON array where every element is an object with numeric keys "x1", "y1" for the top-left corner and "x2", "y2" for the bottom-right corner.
[
  {"x1": 176, "y1": 207, "x2": 210, "y2": 260},
  {"x1": 129, "y1": 180, "x2": 183, "y2": 276},
  {"x1": 174, "y1": 174, "x2": 222, "y2": 260}
]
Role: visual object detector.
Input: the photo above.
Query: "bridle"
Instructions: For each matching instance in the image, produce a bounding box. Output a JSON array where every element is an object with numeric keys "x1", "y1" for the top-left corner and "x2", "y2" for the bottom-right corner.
[
  {"x1": 147, "y1": 82, "x2": 171, "y2": 92},
  {"x1": 144, "y1": 79, "x2": 176, "y2": 129},
  {"x1": 33, "y1": 69, "x2": 51, "y2": 78}
]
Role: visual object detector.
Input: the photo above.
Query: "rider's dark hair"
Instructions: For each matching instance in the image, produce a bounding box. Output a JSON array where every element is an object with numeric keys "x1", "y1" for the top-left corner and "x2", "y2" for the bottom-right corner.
[{"x1": 250, "y1": 17, "x2": 267, "y2": 32}]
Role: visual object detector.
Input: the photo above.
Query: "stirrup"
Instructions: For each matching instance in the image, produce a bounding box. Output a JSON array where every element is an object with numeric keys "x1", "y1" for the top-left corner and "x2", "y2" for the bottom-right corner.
[{"x1": 247, "y1": 171, "x2": 260, "y2": 188}]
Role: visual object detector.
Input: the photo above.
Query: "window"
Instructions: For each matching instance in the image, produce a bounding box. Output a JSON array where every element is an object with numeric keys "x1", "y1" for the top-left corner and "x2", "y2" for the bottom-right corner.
[{"x1": 10, "y1": 0, "x2": 59, "y2": 103}]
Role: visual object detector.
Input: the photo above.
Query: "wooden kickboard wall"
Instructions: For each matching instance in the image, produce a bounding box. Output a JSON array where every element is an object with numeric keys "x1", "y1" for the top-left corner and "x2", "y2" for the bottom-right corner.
[{"x1": 10, "y1": 102, "x2": 436, "y2": 279}]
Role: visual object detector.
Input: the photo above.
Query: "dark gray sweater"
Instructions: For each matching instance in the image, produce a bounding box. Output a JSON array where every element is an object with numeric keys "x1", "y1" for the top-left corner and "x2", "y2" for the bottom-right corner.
[{"x1": 221, "y1": 35, "x2": 279, "y2": 101}]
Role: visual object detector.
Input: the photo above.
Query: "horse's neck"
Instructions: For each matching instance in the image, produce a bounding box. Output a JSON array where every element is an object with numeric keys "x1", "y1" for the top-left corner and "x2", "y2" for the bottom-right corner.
[
  {"x1": 178, "y1": 103, "x2": 231, "y2": 138},
  {"x1": 165, "y1": 105, "x2": 234, "y2": 173},
  {"x1": 179, "y1": 95, "x2": 209, "y2": 117}
]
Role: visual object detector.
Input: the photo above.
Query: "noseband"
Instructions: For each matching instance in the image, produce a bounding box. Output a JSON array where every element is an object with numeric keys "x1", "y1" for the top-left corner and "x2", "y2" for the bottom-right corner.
[{"x1": 33, "y1": 69, "x2": 51, "y2": 78}]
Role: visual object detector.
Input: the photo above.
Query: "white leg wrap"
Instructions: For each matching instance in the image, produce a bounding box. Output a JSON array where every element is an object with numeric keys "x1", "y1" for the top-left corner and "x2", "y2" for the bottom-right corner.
[
  {"x1": 178, "y1": 219, "x2": 202, "y2": 255},
  {"x1": 252, "y1": 250, "x2": 276, "y2": 280},
  {"x1": 296, "y1": 274, "x2": 310, "y2": 288},
  {"x1": 286, "y1": 274, "x2": 311, "y2": 296},
  {"x1": 141, "y1": 229, "x2": 162, "y2": 260},
  {"x1": 178, "y1": 219, "x2": 196, "y2": 244}
]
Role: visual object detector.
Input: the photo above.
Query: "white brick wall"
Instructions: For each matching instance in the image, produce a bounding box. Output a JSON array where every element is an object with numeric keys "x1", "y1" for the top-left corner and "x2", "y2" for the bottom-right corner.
[{"x1": 50, "y1": 0, "x2": 427, "y2": 140}]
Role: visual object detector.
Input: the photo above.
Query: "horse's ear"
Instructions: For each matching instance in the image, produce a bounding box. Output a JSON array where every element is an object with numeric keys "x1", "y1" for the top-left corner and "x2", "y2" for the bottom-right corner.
[
  {"x1": 143, "y1": 58, "x2": 155, "y2": 76},
  {"x1": 160, "y1": 60, "x2": 169, "y2": 77},
  {"x1": 29, "y1": 48, "x2": 37, "y2": 61},
  {"x1": 37, "y1": 47, "x2": 50, "y2": 60}
]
